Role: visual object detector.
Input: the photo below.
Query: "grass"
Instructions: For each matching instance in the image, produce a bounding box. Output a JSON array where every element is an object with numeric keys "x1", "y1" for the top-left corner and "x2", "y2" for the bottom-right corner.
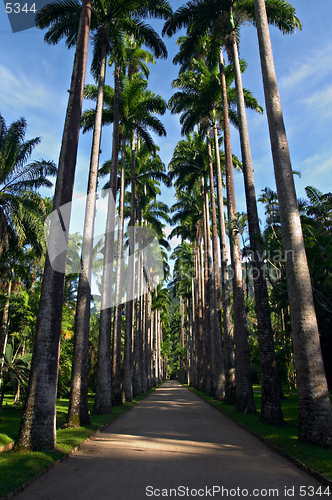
[
  {"x1": 0, "y1": 388, "x2": 156, "y2": 498},
  {"x1": 185, "y1": 385, "x2": 332, "y2": 483}
]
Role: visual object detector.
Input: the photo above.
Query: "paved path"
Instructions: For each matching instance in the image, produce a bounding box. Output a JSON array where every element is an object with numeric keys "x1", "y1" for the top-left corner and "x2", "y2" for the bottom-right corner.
[{"x1": 15, "y1": 381, "x2": 328, "y2": 500}]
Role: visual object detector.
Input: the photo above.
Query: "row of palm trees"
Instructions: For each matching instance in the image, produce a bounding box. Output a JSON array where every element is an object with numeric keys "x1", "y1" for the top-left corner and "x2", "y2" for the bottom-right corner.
[
  {"x1": 165, "y1": 0, "x2": 332, "y2": 446},
  {"x1": 14, "y1": 0, "x2": 173, "y2": 450},
  {"x1": 4, "y1": 0, "x2": 332, "y2": 451}
]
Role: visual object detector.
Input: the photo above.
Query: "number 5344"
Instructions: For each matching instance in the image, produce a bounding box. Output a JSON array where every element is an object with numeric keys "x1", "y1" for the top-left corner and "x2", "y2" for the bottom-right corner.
[{"x1": 5, "y1": 3, "x2": 36, "y2": 13}]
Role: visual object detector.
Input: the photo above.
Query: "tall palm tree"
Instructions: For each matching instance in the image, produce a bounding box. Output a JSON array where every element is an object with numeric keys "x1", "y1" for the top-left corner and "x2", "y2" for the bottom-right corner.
[
  {"x1": 168, "y1": 57, "x2": 260, "y2": 406},
  {"x1": 33, "y1": 0, "x2": 97, "y2": 429},
  {"x1": 151, "y1": 283, "x2": 170, "y2": 384},
  {"x1": 15, "y1": 0, "x2": 91, "y2": 451},
  {"x1": 169, "y1": 137, "x2": 207, "y2": 391},
  {"x1": 169, "y1": 186, "x2": 202, "y2": 388},
  {"x1": 254, "y1": 0, "x2": 332, "y2": 445},
  {"x1": 122, "y1": 76, "x2": 167, "y2": 402},
  {"x1": 91, "y1": 1, "x2": 170, "y2": 415},
  {"x1": 223, "y1": 4, "x2": 285, "y2": 426},
  {"x1": 133, "y1": 191, "x2": 170, "y2": 395},
  {"x1": 81, "y1": 72, "x2": 168, "y2": 403},
  {"x1": 93, "y1": 74, "x2": 167, "y2": 403},
  {"x1": 32, "y1": 0, "x2": 171, "y2": 424},
  {"x1": 170, "y1": 241, "x2": 194, "y2": 382},
  {"x1": 54, "y1": 1, "x2": 169, "y2": 420},
  {"x1": 163, "y1": 0, "x2": 298, "y2": 423}
]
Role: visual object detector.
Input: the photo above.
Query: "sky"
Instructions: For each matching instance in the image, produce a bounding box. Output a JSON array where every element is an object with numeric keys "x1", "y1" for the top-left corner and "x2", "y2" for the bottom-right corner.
[{"x1": 1, "y1": 0, "x2": 332, "y2": 261}]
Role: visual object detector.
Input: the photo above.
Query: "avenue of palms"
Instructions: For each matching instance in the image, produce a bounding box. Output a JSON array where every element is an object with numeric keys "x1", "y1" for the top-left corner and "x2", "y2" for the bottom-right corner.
[{"x1": 1, "y1": 0, "x2": 332, "y2": 472}]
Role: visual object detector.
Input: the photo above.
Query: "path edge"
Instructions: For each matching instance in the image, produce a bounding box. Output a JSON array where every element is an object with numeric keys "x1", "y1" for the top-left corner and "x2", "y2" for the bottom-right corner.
[
  {"x1": 184, "y1": 384, "x2": 332, "y2": 489},
  {"x1": 1, "y1": 386, "x2": 161, "y2": 500}
]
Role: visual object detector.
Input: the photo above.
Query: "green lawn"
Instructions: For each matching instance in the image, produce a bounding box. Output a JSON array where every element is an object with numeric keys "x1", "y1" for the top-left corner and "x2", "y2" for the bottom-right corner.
[
  {"x1": 186, "y1": 385, "x2": 332, "y2": 483},
  {"x1": 0, "y1": 389, "x2": 155, "y2": 498}
]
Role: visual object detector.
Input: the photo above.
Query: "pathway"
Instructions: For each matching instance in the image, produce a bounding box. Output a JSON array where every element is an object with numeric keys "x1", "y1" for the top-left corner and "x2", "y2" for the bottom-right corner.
[{"x1": 14, "y1": 381, "x2": 328, "y2": 499}]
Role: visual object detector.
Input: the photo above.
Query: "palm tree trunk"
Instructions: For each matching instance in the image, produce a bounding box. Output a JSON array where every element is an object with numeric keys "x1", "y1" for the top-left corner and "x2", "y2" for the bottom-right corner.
[
  {"x1": 254, "y1": 0, "x2": 332, "y2": 444},
  {"x1": 142, "y1": 291, "x2": 148, "y2": 392},
  {"x1": 133, "y1": 210, "x2": 143, "y2": 397},
  {"x1": 146, "y1": 290, "x2": 152, "y2": 389},
  {"x1": 201, "y1": 181, "x2": 212, "y2": 394},
  {"x1": 207, "y1": 133, "x2": 226, "y2": 399},
  {"x1": 67, "y1": 41, "x2": 108, "y2": 427},
  {"x1": 191, "y1": 275, "x2": 196, "y2": 387},
  {"x1": 93, "y1": 63, "x2": 121, "y2": 415},
  {"x1": 212, "y1": 122, "x2": 235, "y2": 404},
  {"x1": 157, "y1": 310, "x2": 162, "y2": 383},
  {"x1": 206, "y1": 180, "x2": 215, "y2": 397},
  {"x1": 111, "y1": 134, "x2": 127, "y2": 406},
  {"x1": 230, "y1": 32, "x2": 284, "y2": 425},
  {"x1": 185, "y1": 295, "x2": 190, "y2": 385},
  {"x1": 15, "y1": 0, "x2": 91, "y2": 450},
  {"x1": 191, "y1": 250, "x2": 198, "y2": 388},
  {"x1": 153, "y1": 310, "x2": 158, "y2": 384},
  {"x1": 0, "y1": 272, "x2": 13, "y2": 389},
  {"x1": 195, "y1": 236, "x2": 204, "y2": 390},
  {"x1": 179, "y1": 296, "x2": 185, "y2": 382},
  {"x1": 123, "y1": 129, "x2": 136, "y2": 401},
  {"x1": 219, "y1": 46, "x2": 256, "y2": 414}
]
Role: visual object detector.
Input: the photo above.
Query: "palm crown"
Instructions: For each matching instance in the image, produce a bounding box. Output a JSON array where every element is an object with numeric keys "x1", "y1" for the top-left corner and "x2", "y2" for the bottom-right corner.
[{"x1": 0, "y1": 115, "x2": 57, "y2": 255}]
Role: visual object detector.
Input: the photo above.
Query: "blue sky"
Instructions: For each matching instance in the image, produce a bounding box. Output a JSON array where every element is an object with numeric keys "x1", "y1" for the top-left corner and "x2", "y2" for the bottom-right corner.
[{"x1": 1, "y1": 0, "x2": 332, "y2": 254}]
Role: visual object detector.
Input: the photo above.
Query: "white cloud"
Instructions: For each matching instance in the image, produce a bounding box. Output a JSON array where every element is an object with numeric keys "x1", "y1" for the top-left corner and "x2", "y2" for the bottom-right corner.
[
  {"x1": 0, "y1": 63, "x2": 70, "y2": 167},
  {"x1": 302, "y1": 152, "x2": 332, "y2": 176},
  {"x1": 301, "y1": 85, "x2": 332, "y2": 120},
  {"x1": 280, "y1": 43, "x2": 332, "y2": 91},
  {"x1": 296, "y1": 151, "x2": 332, "y2": 195},
  {"x1": 0, "y1": 63, "x2": 66, "y2": 116}
]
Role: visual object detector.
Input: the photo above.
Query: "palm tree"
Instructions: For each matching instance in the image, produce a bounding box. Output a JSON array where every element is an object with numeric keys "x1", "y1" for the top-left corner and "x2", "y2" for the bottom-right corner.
[
  {"x1": 15, "y1": 0, "x2": 91, "y2": 450},
  {"x1": 0, "y1": 343, "x2": 32, "y2": 419},
  {"x1": 169, "y1": 187, "x2": 202, "y2": 388},
  {"x1": 168, "y1": 57, "x2": 260, "y2": 406},
  {"x1": 49, "y1": 0, "x2": 168, "y2": 422},
  {"x1": 169, "y1": 138, "x2": 206, "y2": 391},
  {"x1": 90, "y1": 2, "x2": 170, "y2": 415},
  {"x1": 0, "y1": 115, "x2": 57, "y2": 255},
  {"x1": 131, "y1": 144, "x2": 170, "y2": 395},
  {"x1": 163, "y1": 0, "x2": 297, "y2": 422},
  {"x1": 151, "y1": 283, "x2": 170, "y2": 384},
  {"x1": 254, "y1": 0, "x2": 332, "y2": 445},
  {"x1": 31, "y1": 0, "x2": 171, "y2": 425},
  {"x1": 93, "y1": 74, "x2": 167, "y2": 403},
  {"x1": 170, "y1": 242, "x2": 194, "y2": 383},
  {"x1": 122, "y1": 76, "x2": 167, "y2": 402},
  {"x1": 0, "y1": 115, "x2": 56, "y2": 390},
  {"x1": 223, "y1": 4, "x2": 284, "y2": 426},
  {"x1": 81, "y1": 70, "x2": 167, "y2": 404}
]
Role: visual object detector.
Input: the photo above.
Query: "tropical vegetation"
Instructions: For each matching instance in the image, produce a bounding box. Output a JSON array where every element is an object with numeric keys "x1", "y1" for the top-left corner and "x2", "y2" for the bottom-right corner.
[{"x1": 1, "y1": 4, "x2": 332, "y2": 496}]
